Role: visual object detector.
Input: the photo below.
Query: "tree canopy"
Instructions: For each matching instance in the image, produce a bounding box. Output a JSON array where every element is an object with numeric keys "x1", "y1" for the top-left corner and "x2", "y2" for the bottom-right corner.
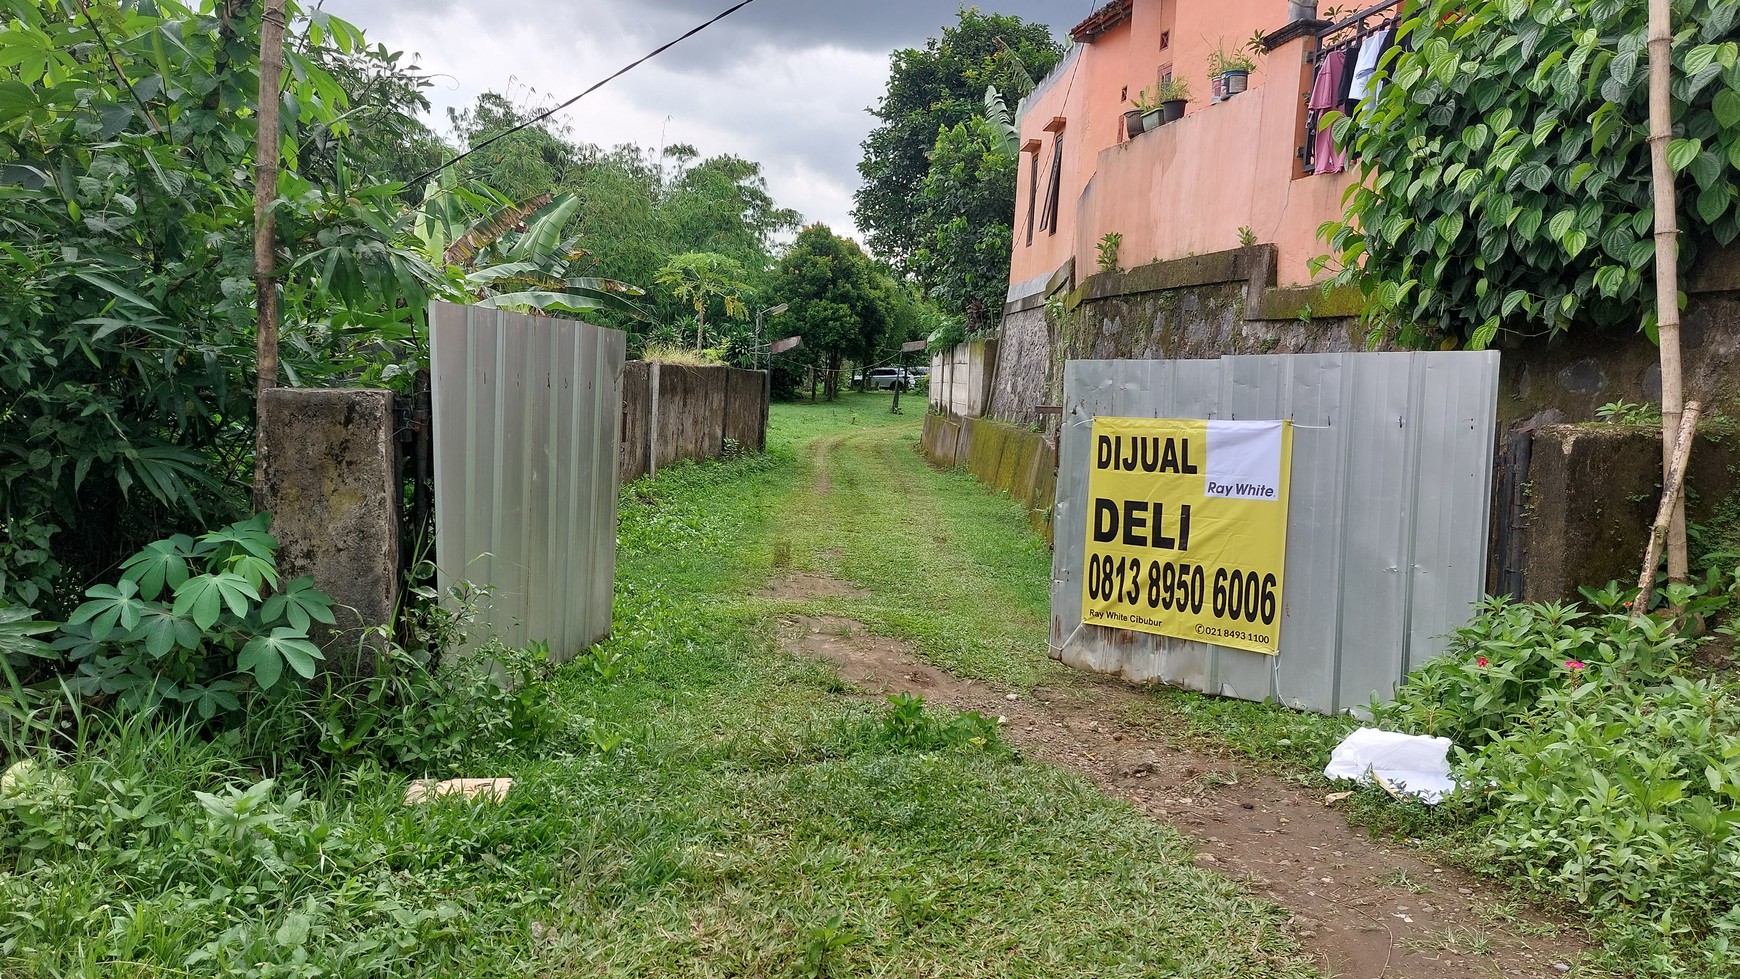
[
  {"x1": 442, "y1": 98, "x2": 799, "y2": 343},
  {"x1": 655, "y1": 252, "x2": 751, "y2": 350},
  {"x1": 913, "y1": 105, "x2": 1019, "y2": 333},
  {"x1": 1319, "y1": 0, "x2": 1740, "y2": 349},
  {"x1": 854, "y1": 9, "x2": 1062, "y2": 276},
  {"x1": 770, "y1": 225, "x2": 893, "y2": 399}
]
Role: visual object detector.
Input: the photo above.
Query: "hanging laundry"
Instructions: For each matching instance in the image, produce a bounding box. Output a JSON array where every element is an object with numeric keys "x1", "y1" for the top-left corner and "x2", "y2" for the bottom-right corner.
[
  {"x1": 1375, "y1": 26, "x2": 1399, "y2": 95},
  {"x1": 1308, "y1": 48, "x2": 1349, "y2": 175},
  {"x1": 1347, "y1": 26, "x2": 1393, "y2": 104}
]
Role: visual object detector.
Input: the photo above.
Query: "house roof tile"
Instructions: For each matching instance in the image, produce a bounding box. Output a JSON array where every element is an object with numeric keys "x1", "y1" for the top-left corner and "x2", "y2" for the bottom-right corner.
[{"x1": 1070, "y1": 0, "x2": 1133, "y2": 43}]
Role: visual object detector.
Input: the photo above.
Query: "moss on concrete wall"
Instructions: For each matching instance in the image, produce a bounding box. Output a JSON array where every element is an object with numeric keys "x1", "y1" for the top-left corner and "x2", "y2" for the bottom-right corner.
[{"x1": 922, "y1": 413, "x2": 1056, "y2": 542}]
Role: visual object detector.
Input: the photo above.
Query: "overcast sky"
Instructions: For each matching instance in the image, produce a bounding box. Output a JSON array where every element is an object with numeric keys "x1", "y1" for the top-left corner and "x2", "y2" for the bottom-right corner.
[{"x1": 317, "y1": 0, "x2": 1086, "y2": 241}]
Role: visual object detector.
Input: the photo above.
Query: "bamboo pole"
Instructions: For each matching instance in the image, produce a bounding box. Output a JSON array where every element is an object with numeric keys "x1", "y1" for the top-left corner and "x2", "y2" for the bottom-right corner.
[
  {"x1": 252, "y1": 0, "x2": 286, "y2": 507},
  {"x1": 253, "y1": 0, "x2": 287, "y2": 399},
  {"x1": 1646, "y1": 0, "x2": 1688, "y2": 585},
  {"x1": 1633, "y1": 402, "x2": 1702, "y2": 617}
]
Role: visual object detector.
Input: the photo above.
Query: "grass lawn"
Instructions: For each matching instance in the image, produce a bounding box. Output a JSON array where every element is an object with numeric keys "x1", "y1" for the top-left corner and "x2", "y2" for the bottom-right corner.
[{"x1": 0, "y1": 392, "x2": 1316, "y2": 978}]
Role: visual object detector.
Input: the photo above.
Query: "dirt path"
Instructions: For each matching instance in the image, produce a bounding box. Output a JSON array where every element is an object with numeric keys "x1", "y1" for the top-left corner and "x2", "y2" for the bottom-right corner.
[
  {"x1": 769, "y1": 603, "x2": 1586, "y2": 979},
  {"x1": 761, "y1": 424, "x2": 1588, "y2": 979}
]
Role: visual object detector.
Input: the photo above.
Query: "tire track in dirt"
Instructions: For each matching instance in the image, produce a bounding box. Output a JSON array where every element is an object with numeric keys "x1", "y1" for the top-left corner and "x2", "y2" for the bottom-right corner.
[
  {"x1": 765, "y1": 424, "x2": 1586, "y2": 978},
  {"x1": 771, "y1": 607, "x2": 1587, "y2": 979}
]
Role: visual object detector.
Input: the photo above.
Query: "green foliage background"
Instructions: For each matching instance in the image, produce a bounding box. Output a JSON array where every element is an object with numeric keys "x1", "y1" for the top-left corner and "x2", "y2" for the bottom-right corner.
[
  {"x1": 854, "y1": 9, "x2": 1061, "y2": 330},
  {"x1": 0, "y1": 0, "x2": 447, "y2": 608},
  {"x1": 1320, "y1": 0, "x2": 1740, "y2": 349},
  {"x1": 769, "y1": 225, "x2": 896, "y2": 399}
]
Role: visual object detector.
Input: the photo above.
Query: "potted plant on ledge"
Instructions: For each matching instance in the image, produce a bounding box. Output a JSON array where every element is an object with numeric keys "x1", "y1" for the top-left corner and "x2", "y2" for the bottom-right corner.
[
  {"x1": 1156, "y1": 77, "x2": 1190, "y2": 123},
  {"x1": 1209, "y1": 42, "x2": 1257, "y2": 98},
  {"x1": 1124, "y1": 92, "x2": 1151, "y2": 138},
  {"x1": 1131, "y1": 84, "x2": 1162, "y2": 132}
]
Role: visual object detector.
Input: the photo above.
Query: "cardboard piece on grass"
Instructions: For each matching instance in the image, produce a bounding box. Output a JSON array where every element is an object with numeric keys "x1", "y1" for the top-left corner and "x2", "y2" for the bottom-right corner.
[
  {"x1": 405, "y1": 778, "x2": 515, "y2": 805},
  {"x1": 1323, "y1": 728, "x2": 1458, "y2": 805}
]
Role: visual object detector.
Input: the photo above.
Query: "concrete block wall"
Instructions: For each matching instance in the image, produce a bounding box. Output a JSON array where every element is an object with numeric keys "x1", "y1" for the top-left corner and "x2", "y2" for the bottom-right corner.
[
  {"x1": 928, "y1": 340, "x2": 998, "y2": 419},
  {"x1": 922, "y1": 413, "x2": 1056, "y2": 542},
  {"x1": 1511, "y1": 424, "x2": 1740, "y2": 602},
  {"x1": 724, "y1": 368, "x2": 766, "y2": 452},
  {"x1": 620, "y1": 363, "x2": 770, "y2": 483}
]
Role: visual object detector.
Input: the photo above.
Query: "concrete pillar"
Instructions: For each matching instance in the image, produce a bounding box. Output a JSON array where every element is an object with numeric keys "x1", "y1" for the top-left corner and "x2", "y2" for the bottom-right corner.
[{"x1": 256, "y1": 388, "x2": 400, "y2": 677}]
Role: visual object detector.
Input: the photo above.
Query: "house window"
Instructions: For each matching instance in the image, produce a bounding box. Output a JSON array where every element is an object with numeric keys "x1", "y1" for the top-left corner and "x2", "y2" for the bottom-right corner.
[
  {"x1": 1039, "y1": 132, "x2": 1064, "y2": 237},
  {"x1": 1026, "y1": 149, "x2": 1040, "y2": 246}
]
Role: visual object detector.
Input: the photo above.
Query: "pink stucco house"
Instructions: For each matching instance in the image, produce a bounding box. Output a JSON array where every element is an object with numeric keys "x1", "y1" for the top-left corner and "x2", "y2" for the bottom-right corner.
[{"x1": 1008, "y1": 0, "x2": 1399, "y2": 306}]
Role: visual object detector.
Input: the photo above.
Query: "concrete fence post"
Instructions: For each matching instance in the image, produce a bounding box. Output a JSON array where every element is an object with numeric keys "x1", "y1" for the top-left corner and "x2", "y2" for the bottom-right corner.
[{"x1": 255, "y1": 388, "x2": 400, "y2": 677}]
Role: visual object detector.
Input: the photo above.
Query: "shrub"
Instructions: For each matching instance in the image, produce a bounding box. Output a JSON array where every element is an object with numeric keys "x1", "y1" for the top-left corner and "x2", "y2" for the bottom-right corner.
[
  {"x1": 1464, "y1": 675, "x2": 1740, "y2": 916},
  {"x1": 1375, "y1": 596, "x2": 1688, "y2": 747},
  {"x1": 1379, "y1": 585, "x2": 1740, "y2": 971},
  {"x1": 302, "y1": 635, "x2": 562, "y2": 775},
  {"x1": 50, "y1": 514, "x2": 333, "y2": 721}
]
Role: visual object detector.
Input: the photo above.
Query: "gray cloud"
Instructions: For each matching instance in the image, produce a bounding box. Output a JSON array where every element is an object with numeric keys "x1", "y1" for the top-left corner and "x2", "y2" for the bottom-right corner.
[
  {"x1": 325, "y1": 0, "x2": 1077, "y2": 60},
  {"x1": 316, "y1": 0, "x2": 1088, "y2": 239}
]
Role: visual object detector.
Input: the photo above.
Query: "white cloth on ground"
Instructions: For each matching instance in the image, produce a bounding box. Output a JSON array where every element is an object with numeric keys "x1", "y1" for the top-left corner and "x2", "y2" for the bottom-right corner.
[{"x1": 1323, "y1": 727, "x2": 1458, "y2": 804}]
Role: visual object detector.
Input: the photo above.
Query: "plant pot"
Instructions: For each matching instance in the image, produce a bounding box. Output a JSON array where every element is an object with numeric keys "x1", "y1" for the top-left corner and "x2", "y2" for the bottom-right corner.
[
  {"x1": 1222, "y1": 70, "x2": 1249, "y2": 95},
  {"x1": 1124, "y1": 108, "x2": 1147, "y2": 138},
  {"x1": 1162, "y1": 99, "x2": 1187, "y2": 123},
  {"x1": 1142, "y1": 109, "x2": 1162, "y2": 131}
]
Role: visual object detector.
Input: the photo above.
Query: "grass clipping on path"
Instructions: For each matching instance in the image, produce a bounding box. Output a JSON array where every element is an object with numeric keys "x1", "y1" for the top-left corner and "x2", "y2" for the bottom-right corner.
[{"x1": 0, "y1": 393, "x2": 1314, "y2": 978}]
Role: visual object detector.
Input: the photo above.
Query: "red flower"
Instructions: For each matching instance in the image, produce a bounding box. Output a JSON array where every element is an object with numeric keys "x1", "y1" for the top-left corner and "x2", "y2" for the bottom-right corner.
[
  {"x1": 1565, "y1": 660, "x2": 1586, "y2": 671},
  {"x1": 1476, "y1": 657, "x2": 1489, "y2": 668}
]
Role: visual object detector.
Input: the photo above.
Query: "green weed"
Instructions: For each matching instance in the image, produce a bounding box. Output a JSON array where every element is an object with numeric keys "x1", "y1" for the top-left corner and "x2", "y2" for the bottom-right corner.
[
  {"x1": 800, "y1": 911, "x2": 860, "y2": 978},
  {"x1": 1, "y1": 395, "x2": 1320, "y2": 978}
]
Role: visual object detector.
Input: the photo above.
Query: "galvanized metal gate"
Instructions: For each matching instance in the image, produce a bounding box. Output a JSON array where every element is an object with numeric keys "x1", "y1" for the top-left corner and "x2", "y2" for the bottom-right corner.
[
  {"x1": 1052, "y1": 352, "x2": 1500, "y2": 714},
  {"x1": 429, "y1": 302, "x2": 627, "y2": 662}
]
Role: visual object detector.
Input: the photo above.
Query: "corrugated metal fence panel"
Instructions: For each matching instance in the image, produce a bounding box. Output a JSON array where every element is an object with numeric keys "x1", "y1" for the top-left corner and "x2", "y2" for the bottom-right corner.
[
  {"x1": 430, "y1": 302, "x2": 626, "y2": 662},
  {"x1": 1052, "y1": 352, "x2": 1500, "y2": 715}
]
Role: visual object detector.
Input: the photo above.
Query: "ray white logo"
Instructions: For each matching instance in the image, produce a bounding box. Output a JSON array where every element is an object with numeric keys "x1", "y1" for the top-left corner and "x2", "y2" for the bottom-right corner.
[{"x1": 1203, "y1": 421, "x2": 1284, "y2": 500}]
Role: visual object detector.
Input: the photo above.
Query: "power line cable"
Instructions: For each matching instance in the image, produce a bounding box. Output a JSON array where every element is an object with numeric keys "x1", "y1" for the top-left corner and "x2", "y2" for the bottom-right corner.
[{"x1": 411, "y1": 0, "x2": 761, "y2": 185}]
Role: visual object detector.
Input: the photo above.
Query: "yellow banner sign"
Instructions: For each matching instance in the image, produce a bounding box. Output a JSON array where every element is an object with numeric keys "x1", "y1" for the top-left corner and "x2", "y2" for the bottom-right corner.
[{"x1": 1081, "y1": 417, "x2": 1293, "y2": 654}]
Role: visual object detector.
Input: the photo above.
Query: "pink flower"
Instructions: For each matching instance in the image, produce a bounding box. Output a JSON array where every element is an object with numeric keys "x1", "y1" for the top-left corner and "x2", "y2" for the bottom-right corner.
[
  {"x1": 1475, "y1": 657, "x2": 1489, "y2": 668},
  {"x1": 1565, "y1": 660, "x2": 1586, "y2": 671}
]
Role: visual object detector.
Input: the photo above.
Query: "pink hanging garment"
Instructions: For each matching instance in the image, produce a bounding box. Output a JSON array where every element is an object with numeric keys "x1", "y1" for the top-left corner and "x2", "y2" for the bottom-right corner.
[{"x1": 1309, "y1": 49, "x2": 1349, "y2": 174}]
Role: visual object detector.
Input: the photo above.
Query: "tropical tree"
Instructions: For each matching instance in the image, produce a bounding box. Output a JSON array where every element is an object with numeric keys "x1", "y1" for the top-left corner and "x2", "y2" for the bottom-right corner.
[
  {"x1": 913, "y1": 101, "x2": 1019, "y2": 334},
  {"x1": 414, "y1": 184, "x2": 647, "y2": 319},
  {"x1": 855, "y1": 9, "x2": 1062, "y2": 274},
  {"x1": 656, "y1": 252, "x2": 751, "y2": 349},
  {"x1": 445, "y1": 91, "x2": 588, "y2": 206},
  {"x1": 442, "y1": 100, "x2": 798, "y2": 344},
  {"x1": 770, "y1": 225, "x2": 892, "y2": 400}
]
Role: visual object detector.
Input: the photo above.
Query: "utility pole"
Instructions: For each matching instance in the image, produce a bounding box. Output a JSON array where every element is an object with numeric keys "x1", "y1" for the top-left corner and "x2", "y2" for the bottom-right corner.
[
  {"x1": 1646, "y1": 0, "x2": 1689, "y2": 585},
  {"x1": 890, "y1": 350, "x2": 903, "y2": 414}
]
